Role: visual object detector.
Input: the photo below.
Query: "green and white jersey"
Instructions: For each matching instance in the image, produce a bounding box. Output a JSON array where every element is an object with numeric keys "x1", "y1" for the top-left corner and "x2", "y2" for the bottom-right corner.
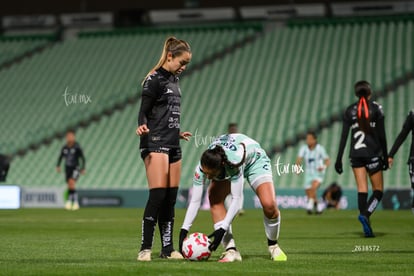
[
  {"x1": 193, "y1": 133, "x2": 269, "y2": 186},
  {"x1": 182, "y1": 133, "x2": 273, "y2": 231}
]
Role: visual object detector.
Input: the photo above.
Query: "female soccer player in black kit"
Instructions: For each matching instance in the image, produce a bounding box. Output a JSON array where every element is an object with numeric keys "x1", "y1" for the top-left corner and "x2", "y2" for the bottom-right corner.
[
  {"x1": 56, "y1": 130, "x2": 86, "y2": 211},
  {"x1": 388, "y1": 109, "x2": 414, "y2": 214},
  {"x1": 335, "y1": 81, "x2": 388, "y2": 237},
  {"x1": 136, "y1": 37, "x2": 192, "y2": 261}
]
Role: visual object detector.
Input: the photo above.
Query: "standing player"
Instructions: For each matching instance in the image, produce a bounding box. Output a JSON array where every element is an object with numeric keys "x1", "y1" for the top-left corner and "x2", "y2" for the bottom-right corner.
[
  {"x1": 179, "y1": 133, "x2": 287, "y2": 262},
  {"x1": 136, "y1": 36, "x2": 192, "y2": 261},
  {"x1": 296, "y1": 131, "x2": 330, "y2": 214},
  {"x1": 388, "y1": 109, "x2": 414, "y2": 214},
  {"x1": 335, "y1": 81, "x2": 388, "y2": 237},
  {"x1": 56, "y1": 130, "x2": 85, "y2": 211}
]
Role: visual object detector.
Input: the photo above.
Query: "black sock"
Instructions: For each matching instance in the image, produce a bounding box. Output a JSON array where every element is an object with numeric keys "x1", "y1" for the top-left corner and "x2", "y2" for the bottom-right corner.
[
  {"x1": 364, "y1": 190, "x2": 383, "y2": 218},
  {"x1": 140, "y1": 188, "x2": 167, "y2": 251},
  {"x1": 358, "y1": 192, "x2": 368, "y2": 215},
  {"x1": 267, "y1": 239, "x2": 278, "y2": 246},
  {"x1": 68, "y1": 189, "x2": 75, "y2": 203},
  {"x1": 411, "y1": 189, "x2": 414, "y2": 208},
  {"x1": 158, "y1": 187, "x2": 178, "y2": 254}
]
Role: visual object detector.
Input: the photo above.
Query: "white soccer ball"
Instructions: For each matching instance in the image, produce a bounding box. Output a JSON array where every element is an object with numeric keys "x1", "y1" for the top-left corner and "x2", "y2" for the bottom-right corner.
[{"x1": 182, "y1": 232, "x2": 211, "y2": 261}]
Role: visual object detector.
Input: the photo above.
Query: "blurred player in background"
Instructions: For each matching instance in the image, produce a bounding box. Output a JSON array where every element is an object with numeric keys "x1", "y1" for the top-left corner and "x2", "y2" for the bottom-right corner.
[
  {"x1": 335, "y1": 80, "x2": 388, "y2": 237},
  {"x1": 179, "y1": 133, "x2": 287, "y2": 262},
  {"x1": 296, "y1": 131, "x2": 330, "y2": 214},
  {"x1": 318, "y1": 182, "x2": 343, "y2": 212},
  {"x1": 0, "y1": 153, "x2": 11, "y2": 182},
  {"x1": 227, "y1": 123, "x2": 238, "y2": 134},
  {"x1": 136, "y1": 36, "x2": 192, "y2": 261},
  {"x1": 388, "y1": 109, "x2": 414, "y2": 215},
  {"x1": 56, "y1": 130, "x2": 85, "y2": 211}
]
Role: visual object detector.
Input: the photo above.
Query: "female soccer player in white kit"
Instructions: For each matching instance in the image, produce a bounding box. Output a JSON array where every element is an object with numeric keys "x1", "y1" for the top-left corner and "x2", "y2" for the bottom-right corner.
[
  {"x1": 179, "y1": 133, "x2": 287, "y2": 262},
  {"x1": 296, "y1": 131, "x2": 330, "y2": 214}
]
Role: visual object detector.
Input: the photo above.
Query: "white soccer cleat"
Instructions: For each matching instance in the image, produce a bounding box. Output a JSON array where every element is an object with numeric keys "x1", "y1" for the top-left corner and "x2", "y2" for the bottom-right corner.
[
  {"x1": 137, "y1": 249, "x2": 152, "y2": 261},
  {"x1": 64, "y1": 201, "x2": 72, "y2": 210},
  {"x1": 218, "y1": 249, "x2": 242, "y2": 262},
  {"x1": 72, "y1": 202, "x2": 80, "y2": 211},
  {"x1": 160, "y1": 250, "x2": 184, "y2": 260},
  {"x1": 269, "y1": 244, "x2": 287, "y2": 261}
]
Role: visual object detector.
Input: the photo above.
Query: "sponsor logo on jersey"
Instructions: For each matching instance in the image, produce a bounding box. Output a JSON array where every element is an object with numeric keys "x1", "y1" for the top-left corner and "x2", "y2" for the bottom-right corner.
[
  {"x1": 195, "y1": 171, "x2": 200, "y2": 179},
  {"x1": 165, "y1": 88, "x2": 174, "y2": 94}
]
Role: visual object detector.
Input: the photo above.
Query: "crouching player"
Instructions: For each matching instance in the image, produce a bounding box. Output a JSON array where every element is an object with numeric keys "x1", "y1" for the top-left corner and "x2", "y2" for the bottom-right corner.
[{"x1": 179, "y1": 133, "x2": 287, "y2": 262}]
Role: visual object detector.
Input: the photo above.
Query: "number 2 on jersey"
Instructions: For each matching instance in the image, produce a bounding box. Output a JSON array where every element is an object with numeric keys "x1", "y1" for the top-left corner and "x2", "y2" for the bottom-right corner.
[{"x1": 354, "y1": 130, "x2": 367, "y2": 150}]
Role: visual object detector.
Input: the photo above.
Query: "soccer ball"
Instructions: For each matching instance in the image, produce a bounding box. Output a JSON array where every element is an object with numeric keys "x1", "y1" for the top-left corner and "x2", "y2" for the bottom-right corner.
[{"x1": 182, "y1": 232, "x2": 211, "y2": 261}]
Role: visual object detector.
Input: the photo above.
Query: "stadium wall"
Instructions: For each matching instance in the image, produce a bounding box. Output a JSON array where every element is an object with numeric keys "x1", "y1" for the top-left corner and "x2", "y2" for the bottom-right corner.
[{"x1": 10, "y1": 187, "x2": 412, "y2": 210}]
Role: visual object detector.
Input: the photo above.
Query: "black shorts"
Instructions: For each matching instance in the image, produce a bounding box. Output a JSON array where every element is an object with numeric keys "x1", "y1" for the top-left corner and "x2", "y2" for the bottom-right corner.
[
  {"x1": 350, "y1": 156, "x2": 382, "y2": 174},
  {"x1": 140, "y1": 147, "x2": 182, "y2": 164},
  {"x1": 65, "y1": 166, "x2": 80, "y2": 181}
]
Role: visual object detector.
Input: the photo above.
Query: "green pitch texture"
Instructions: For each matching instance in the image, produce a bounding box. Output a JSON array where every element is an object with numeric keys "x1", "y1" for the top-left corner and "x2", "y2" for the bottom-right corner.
[{"x1": 0, "y1": 208, "x2": 413, "y2": 275}]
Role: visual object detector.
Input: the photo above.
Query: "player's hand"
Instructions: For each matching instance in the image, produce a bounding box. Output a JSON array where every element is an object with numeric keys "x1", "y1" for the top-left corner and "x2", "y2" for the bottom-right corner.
[
  {"x1": 208, "y1": 228, "x2": 226, "y2": 251},
  {"x1": 180, "y1": 131, "x2": 192, "y2": 141},
  {"x1": 56, "y1": 167, "x2": 61, "y2": 173},
  {"x1": 179, "y1": 229, "x2": 188, "y2": 254},
  {"x1": 334, "y1": 161, "x2": 343, "y2": 174},
  {"x1": 388, "y1": 157, "x2": 394, "y2": 169},
  {"x1": 136, "y1": 124, "x2": 149, "y2": 136},
  {"x1": 80, "y1": 169, "x2": 86, "y2": 175},
  {"x1": 382, "y1": 158, "x2": 389, "y2": 171}
]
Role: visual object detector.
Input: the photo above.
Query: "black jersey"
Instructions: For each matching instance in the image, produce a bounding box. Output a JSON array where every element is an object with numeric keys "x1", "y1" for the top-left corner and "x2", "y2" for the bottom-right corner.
[
  {"x1": 57, "y1": 143, "x2": 85, "y2": 169},
  {"x1": 322, "y1": 184, "x2": 342, "y2": 202},
  {"x1": 138, "y1": 67, "x2": 181, "y2": 149},
  {"x1": 389, "y1": 110, "x2": 414, "y2": 163},
  {"x1": 336, "y1": 100, "x2": 387, "y2": 161}
]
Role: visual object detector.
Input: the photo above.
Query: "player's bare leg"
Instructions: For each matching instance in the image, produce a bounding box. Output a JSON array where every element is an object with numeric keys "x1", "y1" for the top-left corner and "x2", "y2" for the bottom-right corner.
[
  {"x1": 138, "y1": 153, "x2": 169, "y2": 261},
  {"x1": 255, "y1": 182, "x2": 287, "y2": 261},
  {"x1": 306, "y1": 180, "x2": 320, "y2": 214}
]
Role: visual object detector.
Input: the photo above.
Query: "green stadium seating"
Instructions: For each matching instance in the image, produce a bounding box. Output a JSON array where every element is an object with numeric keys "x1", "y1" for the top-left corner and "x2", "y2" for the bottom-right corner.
[
  {"x1": 3, "y1": 20, "x2": 414, "y2": 190},
  {"x1": 0, "y1": 36, "x2": 52, "y2": 66},
  {"x1": 0, "y1": 26, "x2": 257, "y2": 154}
]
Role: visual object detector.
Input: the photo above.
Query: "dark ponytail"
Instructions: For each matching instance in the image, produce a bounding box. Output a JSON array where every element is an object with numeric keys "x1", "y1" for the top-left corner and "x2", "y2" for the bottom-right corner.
[
  {"x1": 354, "y1": 80, "x2": 372, "y2": 134},
  {"x1": 201, "y1": 143, "x2": 246, "y2": 171}
]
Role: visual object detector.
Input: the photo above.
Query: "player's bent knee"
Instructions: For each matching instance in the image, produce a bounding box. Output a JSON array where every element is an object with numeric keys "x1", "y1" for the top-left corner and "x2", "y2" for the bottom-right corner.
[{"x1": 262, "y1": 203, "x2": 278, "y2": 219}]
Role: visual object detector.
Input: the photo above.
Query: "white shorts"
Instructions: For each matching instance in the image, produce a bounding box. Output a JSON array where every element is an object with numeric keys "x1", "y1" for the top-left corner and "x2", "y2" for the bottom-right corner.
[{"x1": 303, "y1": 172, "x2": 324, "y2": 189}]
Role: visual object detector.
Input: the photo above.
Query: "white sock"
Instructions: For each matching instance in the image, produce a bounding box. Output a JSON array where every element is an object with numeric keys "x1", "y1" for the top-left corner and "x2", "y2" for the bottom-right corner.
[
  {"x1": 317, "y1": 200, "x2": 326, "y2": 213},
  {"x1": 306, "y1": 198, "x2": 314, "y2": 211},
  {"x1": 263, "y1": 213, "x2": 280, "y2": 242},
  {"x1": 222, "y1": 225, "x2": 236, "y2": 250}
]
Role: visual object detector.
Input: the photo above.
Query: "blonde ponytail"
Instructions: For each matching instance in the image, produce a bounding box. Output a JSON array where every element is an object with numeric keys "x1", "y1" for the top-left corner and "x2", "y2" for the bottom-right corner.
[{"x1": 142, "y1": 36, "x2": 191, "y2": 85}]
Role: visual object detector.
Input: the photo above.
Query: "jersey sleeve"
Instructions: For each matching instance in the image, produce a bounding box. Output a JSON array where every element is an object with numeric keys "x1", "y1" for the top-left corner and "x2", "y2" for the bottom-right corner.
[
  {"x1": 220, "y1": 175, "x2": 244, "y2": 231},
  {"x1": 389, "y1": 111, "x2": 413, "y2": 158},
  {"x1": 78, "y1": 146, "x2": 86, "y2": 170},
  {"x1": 137, "y1": 75, "x2": 160, "y2": 126},
  {"x1": 320, "y1": 145, "x2": 329, "y2": 160},
  {"x1": 181, "y1": 164, "x2": 207, "y2": 231},
  {"x1": 56, "y1": 146, "x2": 64, "y2": 167},
  {"x1": 336, "y1": 109, "x2": 351, "y2": 163},
  {"x1": 298, "y1": 145, "x2": 306, "y2": 158},
  {"x1": 376, "y1": 106, "x2": 388, "y2": 159}
]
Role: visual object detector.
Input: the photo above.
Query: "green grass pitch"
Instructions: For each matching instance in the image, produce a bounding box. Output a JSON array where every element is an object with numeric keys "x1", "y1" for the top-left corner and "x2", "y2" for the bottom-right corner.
[{"x1": 0, "y1": 208, "x2": 413, "y2": 275}]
